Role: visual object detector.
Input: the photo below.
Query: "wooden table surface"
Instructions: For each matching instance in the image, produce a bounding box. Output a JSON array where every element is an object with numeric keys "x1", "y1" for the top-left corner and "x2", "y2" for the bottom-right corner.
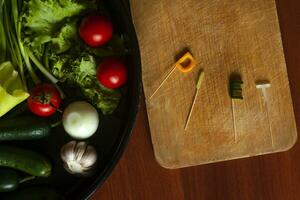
[{"x1": 92, "y1": 0, "x2": 300, "y2": 199}]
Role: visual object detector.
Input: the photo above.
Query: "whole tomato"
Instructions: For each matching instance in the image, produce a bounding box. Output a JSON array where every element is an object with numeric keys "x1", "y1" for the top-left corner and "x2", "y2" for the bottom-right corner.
[
  {"x1": 79, "y1": 15, "x2": 113, "y2": 47},
  {"x1": 27, "y1": 84, "x2": 61, "y2": 117},
  {"x1": 97, "y1": 58, "x2": 128, "y2": 89}
]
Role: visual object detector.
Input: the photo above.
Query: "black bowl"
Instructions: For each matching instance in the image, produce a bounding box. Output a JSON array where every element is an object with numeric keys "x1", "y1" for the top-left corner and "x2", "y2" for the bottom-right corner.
[{"x1": 2, "y1": 1, "x2": 141, "y2": 199}]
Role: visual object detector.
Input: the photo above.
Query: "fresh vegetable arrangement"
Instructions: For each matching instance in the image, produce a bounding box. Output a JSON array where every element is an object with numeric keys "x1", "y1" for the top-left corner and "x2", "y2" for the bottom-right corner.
[{"x1": 0, "y1": 0, "x2": 129, "y2": 198}]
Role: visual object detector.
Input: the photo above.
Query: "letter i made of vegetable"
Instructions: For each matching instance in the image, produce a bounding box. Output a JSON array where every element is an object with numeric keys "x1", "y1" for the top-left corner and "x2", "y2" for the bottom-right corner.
[
  {"x1": 148, "y1": 51, "x2": 198, "y2": 100},
  {"x1": 185, "y1": 70, "x2": 205, "y2": 131},
  {"x1": 229, "y1": 77, "x2": 244, "y2": 143}
]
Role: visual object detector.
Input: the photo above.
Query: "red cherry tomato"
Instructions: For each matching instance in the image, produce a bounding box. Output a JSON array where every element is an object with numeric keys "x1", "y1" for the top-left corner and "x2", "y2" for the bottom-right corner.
[
  {"x1": 97, "y1": 58, "x2": 128, "y2": 89},
  {"x1": 27, "y1": 84, "x2": 62, "y2": 117},
  {"x1": 79, "y1": 15, "x2": 113, "y2": 47}
]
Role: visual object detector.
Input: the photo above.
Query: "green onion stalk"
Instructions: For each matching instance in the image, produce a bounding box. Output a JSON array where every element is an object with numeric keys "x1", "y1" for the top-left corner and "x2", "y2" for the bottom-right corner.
[{"x1": 0, "y1": 0, "x2": 59, "y2": 91}]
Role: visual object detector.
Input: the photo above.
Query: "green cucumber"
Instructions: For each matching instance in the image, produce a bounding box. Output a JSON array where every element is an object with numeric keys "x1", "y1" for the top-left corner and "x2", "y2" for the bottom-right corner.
[
  {"x1": 2, "y1": 186, "x2": 61, "y2": 200},
  {"x1": 0, "y1": 169, "x2": 36, "y2": 192},
  {"x1": 230, "y1": 80, "x2": 243, "y2": 99},
  {"x1": 0, "y1": 146, "x2": 52, "y2": 177},
  {"x1": 0, "y1": 116, "x2": 51, "y2": 141},
  {"x1": 0, "y1": 169, "x2": 20, "y2": 192}
]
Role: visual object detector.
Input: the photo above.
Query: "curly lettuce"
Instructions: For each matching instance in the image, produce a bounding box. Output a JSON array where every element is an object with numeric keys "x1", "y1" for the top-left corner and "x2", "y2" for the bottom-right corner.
[
  {"x1": 51, "y1": 53, "x2": 121, "y2": 114},
  {"x1": 22, "y1": 0, "x2": 90, "y2": 34},
  {"x1": 19, "y1": 0, "x2": 125, "y2": 114},
  {"x1": 21, "y1": 0, "x2": 92, "y2": 56}
]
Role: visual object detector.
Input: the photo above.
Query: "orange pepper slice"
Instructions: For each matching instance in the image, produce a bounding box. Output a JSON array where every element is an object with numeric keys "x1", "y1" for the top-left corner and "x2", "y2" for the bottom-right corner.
[{"x1": 175, "y1": 52, "x2": 197, "y2": 73}]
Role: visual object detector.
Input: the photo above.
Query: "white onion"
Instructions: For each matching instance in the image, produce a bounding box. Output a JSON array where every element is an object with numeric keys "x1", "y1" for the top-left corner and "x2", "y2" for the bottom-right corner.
[{"x1": 63, "y1": 101, "x2": 99, "y2": 139}]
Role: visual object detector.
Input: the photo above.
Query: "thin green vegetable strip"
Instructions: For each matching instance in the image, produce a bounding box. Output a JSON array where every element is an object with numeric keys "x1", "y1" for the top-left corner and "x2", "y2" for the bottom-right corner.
[
  {"x1": 3, "y1": 2, "x2": 17, "y2": 65},
  {"x1": 11, "y1": 0, "x2": 19, "y2": 35},
  {"x1": 11, "y1": 0, "x2": 27, "y2": 87},
  {"x1": 27, "y1": 48, "x2": 59, "y2": 84},
  {"x1": 43, "y1": 45, "x2": 50, "y2": 70},
  {"x1": 15, "y1": 2, "x2": 40, "y2": 85},
  {"x1": 23, "y1": 51, "x2": 41, "y2": 85},
  {"x1": 0, "y1": 0, "x2": 6, "y2": 63},
  {"x1": 2, "y1": 1, "x2": 27, "y2": 90}
]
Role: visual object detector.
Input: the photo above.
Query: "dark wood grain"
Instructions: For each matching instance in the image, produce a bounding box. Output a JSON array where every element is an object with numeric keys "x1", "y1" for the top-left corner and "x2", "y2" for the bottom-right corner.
[{"x1": 91, "y1": 0, "x2": 300, "y2": 199}]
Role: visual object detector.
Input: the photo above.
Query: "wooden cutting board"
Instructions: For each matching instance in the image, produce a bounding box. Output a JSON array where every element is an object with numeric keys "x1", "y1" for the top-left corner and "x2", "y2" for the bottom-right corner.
[{"x1": 129, "y1": 0, "x2": 297, "y2": 168}]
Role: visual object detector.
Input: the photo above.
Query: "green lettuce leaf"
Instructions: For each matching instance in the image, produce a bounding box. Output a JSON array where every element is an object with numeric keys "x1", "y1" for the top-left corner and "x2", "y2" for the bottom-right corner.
[
  {"x1": 51, "y1": 20, "x2": 77, "y2": 54},
  {"x1": 21, "y1": 0, "x2": 97, "y2": 54},
  {"x1": 22, "y1": 0, "x2": 87, "y2": 34},
  {"x1": 51, "y1": 52, "x2": 121, "y2": 114},
  {"x1": 20, "y1": 0, "x2": 123, "y2": 114}
]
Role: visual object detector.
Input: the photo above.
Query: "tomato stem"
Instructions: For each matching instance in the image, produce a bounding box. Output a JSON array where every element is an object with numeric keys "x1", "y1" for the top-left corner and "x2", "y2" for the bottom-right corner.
[{"x1": 32, "y1": 92, "x2": 51, "y2": 104}]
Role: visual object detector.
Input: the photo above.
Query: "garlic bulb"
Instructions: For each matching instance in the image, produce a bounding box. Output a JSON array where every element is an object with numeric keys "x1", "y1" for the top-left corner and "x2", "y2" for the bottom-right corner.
[{"x1": 61, "y1": 141, "x2": 97, "y2": 176}]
